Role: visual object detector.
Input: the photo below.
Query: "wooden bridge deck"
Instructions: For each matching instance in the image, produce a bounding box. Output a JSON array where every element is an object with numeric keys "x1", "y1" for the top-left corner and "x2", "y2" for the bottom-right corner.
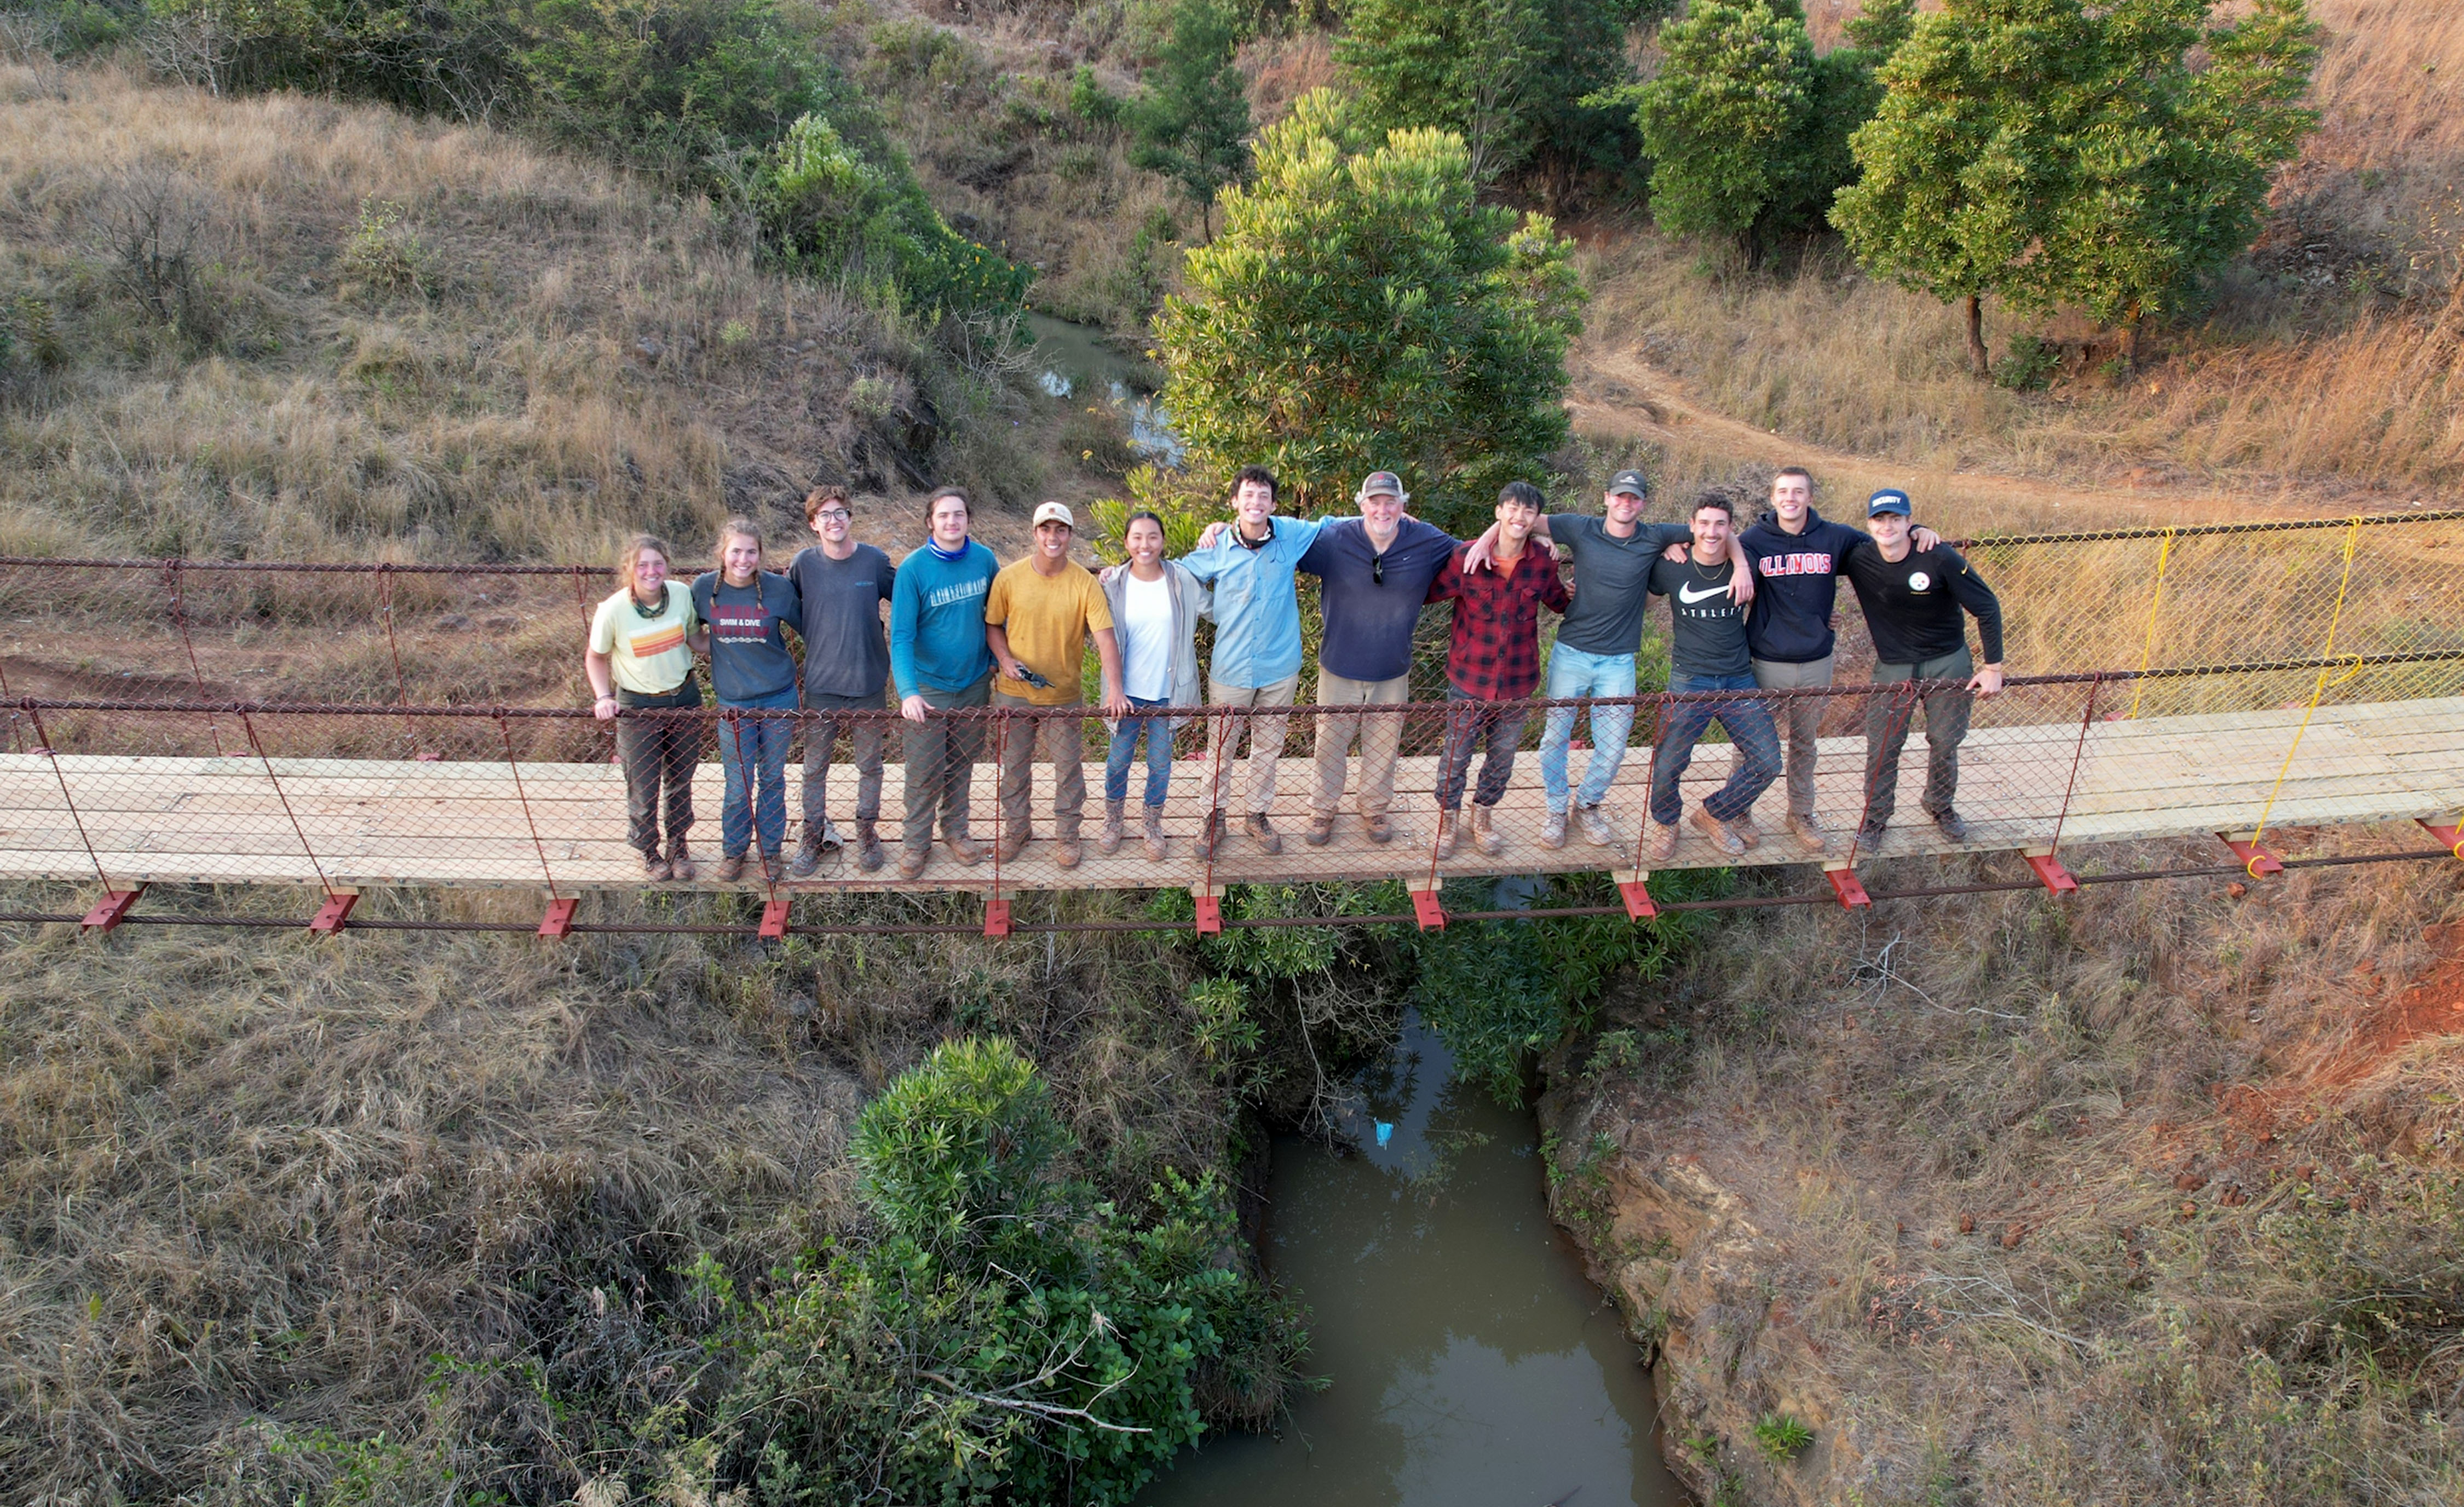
[{"x1": 0, "y1": 698, "x2": 2455, "y2": 896}]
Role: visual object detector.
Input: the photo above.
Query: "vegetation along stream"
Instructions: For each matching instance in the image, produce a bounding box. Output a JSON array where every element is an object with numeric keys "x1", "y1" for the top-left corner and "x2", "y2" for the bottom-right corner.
[{"x1": 1140, "y1": 1009, "x2": 1683, "y2": 1507}]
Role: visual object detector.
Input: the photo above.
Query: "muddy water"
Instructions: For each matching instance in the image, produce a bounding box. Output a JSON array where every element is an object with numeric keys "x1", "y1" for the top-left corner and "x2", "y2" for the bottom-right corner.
[
  {"x1": 1024, "y1": 312, "x2": 1183, "y2": 465},
  {"x1": 1141, "y1": 1015, "x2": 1684, "y2": 1507}
]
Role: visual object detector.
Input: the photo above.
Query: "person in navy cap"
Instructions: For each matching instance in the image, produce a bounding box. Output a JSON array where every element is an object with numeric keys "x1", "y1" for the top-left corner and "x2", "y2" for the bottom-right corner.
[{"x1": 1839, "y1": 488, "x2": 2006, "y2": 849}]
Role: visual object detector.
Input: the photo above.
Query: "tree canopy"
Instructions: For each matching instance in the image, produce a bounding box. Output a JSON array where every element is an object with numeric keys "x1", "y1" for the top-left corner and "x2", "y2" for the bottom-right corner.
[
  {"x1": 1153, "y1": 90, "x2": 1586, "y2": 531},
  {"x1": 1832, "y1": 0, "x2": 2318, "y2": 373}
]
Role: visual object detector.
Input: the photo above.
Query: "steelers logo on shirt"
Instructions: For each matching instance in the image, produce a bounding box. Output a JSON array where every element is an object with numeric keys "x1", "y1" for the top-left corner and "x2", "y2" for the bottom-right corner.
[{"x1": 1908, "y1": 571, "x2": 1932, "y2": 591}]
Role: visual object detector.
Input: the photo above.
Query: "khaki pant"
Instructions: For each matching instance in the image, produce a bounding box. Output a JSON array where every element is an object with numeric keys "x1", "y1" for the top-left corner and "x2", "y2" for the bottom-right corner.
[
  {"x1": 1310, "y1": 669, "x2": 1409, "y2": 818},
  {"x1": 994, "y1": 691, "x2": 1087, "y2": 839},
  {"x1": 900, "y1": 674, "x2": 990, "y2": 850},
  {"x1": 1205, "y1": 672, "x2": 1298, "y2": 815},
  {"x1": 1752, "y1": 654, "x2": 1834, "y2": 819}
]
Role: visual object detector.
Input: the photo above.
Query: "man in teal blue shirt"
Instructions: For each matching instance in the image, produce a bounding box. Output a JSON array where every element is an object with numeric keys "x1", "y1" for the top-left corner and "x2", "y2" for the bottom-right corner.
[
  {"x1": 888, "y1": 486, "x2": 998, "y2": 877},
  {"x1": 1176, "y1": 465, "x2": 1327, "y2": 856}
]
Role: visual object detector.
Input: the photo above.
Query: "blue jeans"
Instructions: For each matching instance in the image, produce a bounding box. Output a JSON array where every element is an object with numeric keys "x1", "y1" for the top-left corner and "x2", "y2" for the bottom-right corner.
[
  {"x1": 1104, "y1": 696, "x2": 1173, "y2": 807},
  {"x1": 717, "y1": 687, "x2": 798, "y2": 856},
  {"x1": 1650, "y1": 672, "x2": 1782, "y2": 827},
  {"x1": 1538, "y1": 644, "x2": 1638, "y2": 813}
]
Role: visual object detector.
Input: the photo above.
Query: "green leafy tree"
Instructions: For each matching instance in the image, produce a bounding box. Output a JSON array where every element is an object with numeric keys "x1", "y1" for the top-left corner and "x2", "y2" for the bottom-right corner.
[
  {"x1": 519, "y1": 0, "x2": 816, "y2": 176},
  {"x1": 1154, "y1": 90, "x2": 1586, "y2": 532},
  {"x1": 1338, "y1": 0, "x2": 1665, "y2": 188},
  {"x1": 1121, "y1": 0, "x2": 1253, "y2": 237},
  {"x1": 1632, "y1": 0, "x2": 1812, "y2": 250},
  {"x1": 1833, "y1": 0, "x2": 2318, "y2": 375}
]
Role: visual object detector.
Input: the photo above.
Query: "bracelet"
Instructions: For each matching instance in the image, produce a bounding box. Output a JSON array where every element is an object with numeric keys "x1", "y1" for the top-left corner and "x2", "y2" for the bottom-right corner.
[{"x1": 595, "y1": 693, "x2": 617, "y2": 703}]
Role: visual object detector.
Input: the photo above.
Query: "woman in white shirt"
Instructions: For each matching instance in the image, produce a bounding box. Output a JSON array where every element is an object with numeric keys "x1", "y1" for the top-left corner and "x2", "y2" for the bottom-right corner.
[{"x1": 1098, "y1": 511, "x2": 1208, "y2": 860}]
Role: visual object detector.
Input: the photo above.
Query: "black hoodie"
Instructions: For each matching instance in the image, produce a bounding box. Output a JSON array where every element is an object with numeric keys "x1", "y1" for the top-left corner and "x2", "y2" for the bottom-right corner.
[{"x1": 1737, "y1": 506, "x2": 1866, "y2": 664}]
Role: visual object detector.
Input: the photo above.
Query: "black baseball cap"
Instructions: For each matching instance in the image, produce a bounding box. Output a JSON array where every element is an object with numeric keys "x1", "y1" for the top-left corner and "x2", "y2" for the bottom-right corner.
[{"x1": 1607, "y1": 469, "x2": 1650, "y2": 499}]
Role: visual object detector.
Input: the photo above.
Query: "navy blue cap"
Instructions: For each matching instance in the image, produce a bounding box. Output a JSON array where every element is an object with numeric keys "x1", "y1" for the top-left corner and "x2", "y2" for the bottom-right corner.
[{"x1": 1866, "y1": 488, "x2": 1913, "y2": 517}]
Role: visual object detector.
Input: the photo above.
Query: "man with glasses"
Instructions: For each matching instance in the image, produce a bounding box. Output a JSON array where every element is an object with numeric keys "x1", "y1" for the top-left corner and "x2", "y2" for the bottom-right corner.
[
  {"x1": 787, "y1": 487, "x2": 897, "y2": 873},
  {"x1": 1293, "y1": 470, "x2": 1457, "y2": 845}
]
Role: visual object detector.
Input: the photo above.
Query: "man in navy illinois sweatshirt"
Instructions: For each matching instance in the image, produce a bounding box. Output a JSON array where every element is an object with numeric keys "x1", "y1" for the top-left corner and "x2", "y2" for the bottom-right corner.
[{"x1": 1737, "y1": 467, "x2": 1935, "y2": 854}]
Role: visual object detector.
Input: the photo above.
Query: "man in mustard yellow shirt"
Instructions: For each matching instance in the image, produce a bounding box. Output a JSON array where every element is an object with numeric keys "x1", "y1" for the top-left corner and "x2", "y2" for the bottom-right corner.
[{"x1": 985, "y1": 502, "x2": 1129, "y2": 868}]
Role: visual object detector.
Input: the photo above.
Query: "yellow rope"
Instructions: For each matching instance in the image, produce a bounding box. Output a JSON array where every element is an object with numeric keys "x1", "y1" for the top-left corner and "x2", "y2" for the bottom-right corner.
[
  {"x1": 2123, "y1": 527, "x2": 2179, "y2": 721},
  {"x1": 2244, "y1": 515, "x2": 2367, "y2": 875}
]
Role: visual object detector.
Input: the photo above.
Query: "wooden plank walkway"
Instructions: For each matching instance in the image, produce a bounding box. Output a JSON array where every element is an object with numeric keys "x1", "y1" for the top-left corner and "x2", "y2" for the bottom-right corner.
[{"x1": 0, "y1": 698, "x2": 2454, "y2": 896}]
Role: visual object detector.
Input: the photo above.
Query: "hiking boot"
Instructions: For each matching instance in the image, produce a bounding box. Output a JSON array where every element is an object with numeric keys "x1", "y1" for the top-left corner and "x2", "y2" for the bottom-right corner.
[
  {"x1": 1433, "y1": 809, "x2": 1460, "y2": 859},
  {"x1": 1194, "y1": 809, "x2": 1225, "y2": 860},
  {"x1": 1539, "y1": 808, "x2": 1568, "y2": 850},
  {"x1": 897, "y1": 843, "x2": 930, "y2": 879},
  {"x1": 1245, "y1": 812, "x2": 1282, "y2": 855},
  {"x1": 1931, "y1": 808, "x2": 1972, "y2": 843},
  {"x1": 1470, "y1": 802, "x2": 1504, "y2": 856},
  {"x1": 1644, "y1": 820, "x2": 1679, "y2": 864},
  {"x1": 1729, "y1": 811, "x2": 1763, "y2": 850},
  {"x1": 759, "y1": 852, "x2": 784, "y2": 883},
  {"x1": 790, "y1": 831, "x2": 825, "y2": 877},
  {"x1": 641, "y1": 846, "x2": 671, "y2": 882},
  {"x1": 1578, "y1": 803, "x2": 1616, "y2": 847},
  {"x1": 1784, "y1": 811, "x2": 1828, "y2": 855},
  {"x1": 855, "y1": 819, "x2": 885, "y2": 872},
  {"x1": 943, "y1": 830, "x2": 986, "y2": 867},
  {"x1": 1363, "y1": 813, "x2": 1394, "y2": 844},
  {"x1": 1855, "y1": 820, "x2": 1889, "y2": 853},
  {"x1": 1053, "y1": 833, "x2": 1083, "y2": 870},
  {"x1": 1689, "y1": 806, "x2": 1746, "y2": 857},
  {"x1": 1142, "y1": 804, "x2": 1167, "y2": 862},
  {"x1": 716, "y1": 853, "x2": 747, "y2": 883},
  {"x1": 1305, "y1": 810, "x2": 1337, "y2": 847},
  {"x1": 664, "y1": 839, "x2": 695, "y2": 882},
  {"x1": 1098, "y1": 798, "x2": 1126, "y2": 855},
  {"x1": 996, "y1": 825, "x2": 1030, "y2": 864}
]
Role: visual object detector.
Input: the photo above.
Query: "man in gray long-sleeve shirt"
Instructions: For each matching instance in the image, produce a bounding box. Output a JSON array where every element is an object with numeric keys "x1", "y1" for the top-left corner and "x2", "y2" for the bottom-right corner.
[{"x1": 1841, "y1": 488, "x2": 2006, "y2": 848}]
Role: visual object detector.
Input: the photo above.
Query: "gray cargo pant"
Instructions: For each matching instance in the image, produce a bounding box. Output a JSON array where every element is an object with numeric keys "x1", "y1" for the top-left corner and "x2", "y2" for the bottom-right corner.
[
  {"x1": 901, "y1": 673, "x2": 991, "y2": 850},
  {"x1": 803, "y1": 689, "x2": 888, "y2": 829},
  {"x1": 1752, "y1": 653, "x2": 1833, "y2": 819},
  {"x1": 1861, "y1": 647, "x2": 1973, "y2": 826}
]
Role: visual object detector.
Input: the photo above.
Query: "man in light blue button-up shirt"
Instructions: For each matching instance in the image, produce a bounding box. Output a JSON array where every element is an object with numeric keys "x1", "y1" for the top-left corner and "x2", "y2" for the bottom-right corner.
[{"x1": 1176, "y1": 465, "x2": 1327, "y2": 857}]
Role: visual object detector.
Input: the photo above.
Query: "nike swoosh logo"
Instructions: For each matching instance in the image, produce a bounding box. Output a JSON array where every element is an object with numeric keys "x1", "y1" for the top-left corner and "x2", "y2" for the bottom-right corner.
[{"x1": 1677, "y1": 582, "x2": 1728, "y2": 604}]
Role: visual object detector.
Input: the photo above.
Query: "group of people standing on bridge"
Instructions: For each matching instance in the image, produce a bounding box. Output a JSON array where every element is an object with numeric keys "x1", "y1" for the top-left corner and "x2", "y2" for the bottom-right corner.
[{"x1": 580, "y1": 463, "x2": 2006, "y2": 883}]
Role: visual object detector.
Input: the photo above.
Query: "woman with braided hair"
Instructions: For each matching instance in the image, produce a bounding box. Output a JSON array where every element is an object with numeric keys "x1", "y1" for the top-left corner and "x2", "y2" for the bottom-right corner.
[{"x1": 692, "y1": 518, "x2": 803, "y2": 882}]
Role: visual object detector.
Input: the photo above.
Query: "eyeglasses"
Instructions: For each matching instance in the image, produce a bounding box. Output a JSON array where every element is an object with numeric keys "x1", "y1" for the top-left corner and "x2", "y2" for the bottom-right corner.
[{"x1": 815, "y1": 509, "x2": 850, "y2": 522}]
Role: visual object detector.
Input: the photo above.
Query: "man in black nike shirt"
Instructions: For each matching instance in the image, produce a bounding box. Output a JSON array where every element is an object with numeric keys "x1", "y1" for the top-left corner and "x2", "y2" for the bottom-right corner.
[
  {"x1": 1643, "y1": 493, "x2": 1782, "y2": 862},
  {"x1": 1841, "y1": 488, "x2": 2006, "y2": 848}
]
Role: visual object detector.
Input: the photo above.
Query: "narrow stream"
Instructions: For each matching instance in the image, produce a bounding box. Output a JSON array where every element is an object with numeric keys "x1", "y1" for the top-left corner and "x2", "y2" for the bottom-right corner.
[
  {"x1": 1141, "y1": 1014, "x2": 1685, "y2": 1507},
  {"x1": 1025, "y1": 312, "x2": 1184, "y2": 465}
]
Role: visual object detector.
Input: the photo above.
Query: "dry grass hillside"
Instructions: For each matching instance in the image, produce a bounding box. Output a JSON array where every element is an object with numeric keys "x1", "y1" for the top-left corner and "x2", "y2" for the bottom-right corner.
[
  {"x1": 1568, "y1": 0, "x2": 2464, "y2": 511},
  {"x1": 1545, "y1": 837, "x2": 2464, "y2": 1504}
]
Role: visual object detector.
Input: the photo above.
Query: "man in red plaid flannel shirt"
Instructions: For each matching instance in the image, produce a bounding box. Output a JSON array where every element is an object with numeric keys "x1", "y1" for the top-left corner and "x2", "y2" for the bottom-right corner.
[{"x1": 1424, "y1": 481, "x2": 1570, "y2": 858}]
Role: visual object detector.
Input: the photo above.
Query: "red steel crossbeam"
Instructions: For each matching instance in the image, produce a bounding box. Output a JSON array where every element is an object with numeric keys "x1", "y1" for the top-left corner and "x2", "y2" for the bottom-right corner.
[
  {"x1": 1409, "y1": 888, "x2": 1446, "y2": 930},
  {"x1": 538, "y1": 896, "x2": 580, "y2": 938},
  {"x1": 1618, "y1": 878, "x2": 1657, "y2": 920},
  {"x1": 82, "y1": 885, "x2": 145, "y2": 933},
  {"x1": 2421, "y1": 818, "x2": 2463, "y2": 862},
  {"x1": 2024, "y1": 851, "x2": 2080, "y2": 895},
  {"x1": 2219, "y1": 833, "x2": 2285, "y2": 876},
  {"x1": 982, "y1": 898, "x2": 1011, "y2": 937},
  {"x1": 309, "y1": 891, "x2": 359, "y2": 933},
  {"x1": 1193, "y1": 892, "x2": 1223, "y2": 935},
  {"x1": 761, "y1": 899, "x2": 793, "y2": 939},
  {"x1": 1824, "y1": 862, "x2": 1873, "y2": 908}
]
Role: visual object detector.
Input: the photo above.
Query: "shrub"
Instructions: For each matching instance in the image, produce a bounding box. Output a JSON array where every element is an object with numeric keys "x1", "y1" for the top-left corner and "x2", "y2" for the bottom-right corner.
[
  {"x1": 1154, "y1": 89, "x2": 1585, "y2": 530},
  {"x1": 89, "y1": 165, "x2": 222, "y2": 352},
  {"x1": 338, "y1": 197, "x2": 428, "y2": 296},
  {"x1": 520, "y1": 0, "x2": 816, "y2": 176},
  {"x1": 1753, "y1": 1411, "x2": 1815, "y2": 1460},
  {"x1": 1120, "y1": 0, "x2": 1252, "y2": 235},
  {"x1": 1994, "y1": 333, "x2": 2060, "y2": 392}
]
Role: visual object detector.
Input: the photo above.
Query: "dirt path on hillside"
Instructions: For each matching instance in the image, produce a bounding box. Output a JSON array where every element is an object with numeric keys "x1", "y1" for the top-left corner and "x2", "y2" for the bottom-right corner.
[{"x1": 1565, "y1": 341, "x2": 2333, "y2": 530}]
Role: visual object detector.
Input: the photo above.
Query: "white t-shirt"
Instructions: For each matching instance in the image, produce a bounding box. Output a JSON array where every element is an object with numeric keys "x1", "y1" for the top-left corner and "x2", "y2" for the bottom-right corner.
[{"x1": 1118, "y1": 572, "x2": 1174, "y2": 701}]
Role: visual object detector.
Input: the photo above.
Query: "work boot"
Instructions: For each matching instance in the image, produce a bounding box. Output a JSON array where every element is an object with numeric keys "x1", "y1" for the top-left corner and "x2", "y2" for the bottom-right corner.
[
  {"x1": 759, "y1": 852, "x2": 784, "y2": 883},
  {"x1": 1854, "y1": 820, "x2": 1889, "y2": 853},
  {"x1": 1578, "y1": 803, "x2": 1616, "y2": 847},
  {"x1": 1194, "y1": 809, "x2": 1225, "y2": 859},
  {"x1": 1245, "y1": 812, "x2": 1282, "y2": 856},
  {"x1": 1363, "y1": 813, "x2": 1394, "y2": 844},
  {"x1": 897, "y1": 843, "x2": 930, "y2": 879},
  {"x1": 1434, "y1": 809, "x2": 1460, "y2": 859},
  {"x1": 1644, "y1": 820, "x2": 1679, "y2": 864},
  {"x1": 855, "y1": 819, "x2": 885, "y2": 872},
  {"x1": 1305, "y1": 810, "x2": 1337, "y2": 847},
  {"x1": 1098, "y1": 798, "x2": 1125, "y2": 855},
  {"x1": 1729, "y1": 810, "x2": 1763, "y2": 850},
  {"x1": 665, "y1": 838, "x2": 695, "y2": 882},
  {"x1": 1054, "y1": 832, "x2": 1083, "y2": 870},
  {"x1": 1539, "y1": 808, "x2": 1568, "y2": 850},
  {"x1": 944, "y1": 830, "x2": 986, "y2": 866},
  {"x1": 1689, "y1": 805, "x2": 1746, "y2": 857},
  {"x1": 640, "y1": 845, "x2": 671, "y2": 881},
  {"x1": 1784, "y1": 812, "x2": 1827, "y2": 855},
  {"x1": 1931, "y1": 808, "x2": 1972, "y2": 843},
  {"x1": 1142, "y1": 804, "x2": 1167, "y2": 861},
  {"x1": 790, "y1": 830, "x2": 825, "y2": 877},
  {"x1": 997, "y1": 825, "x2": 1030, "y2": 864},
  {"x1": 1471, "y1": 802, "x2": 1504, "y2": 856},
  {"x1": 716, "y1": 853, "x2": 747, "y2": 883}
]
